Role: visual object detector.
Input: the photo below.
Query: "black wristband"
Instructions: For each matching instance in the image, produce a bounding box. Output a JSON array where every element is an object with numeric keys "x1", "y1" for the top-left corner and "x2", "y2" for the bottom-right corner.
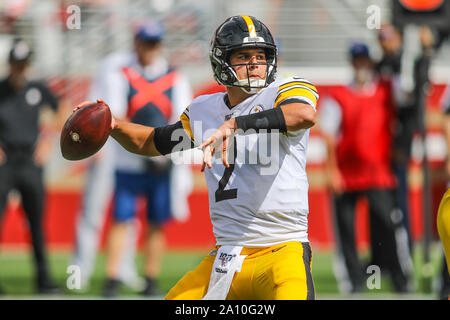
[
  {"x1": 235, "y1": 107, "x2": 287, "y2": 133},
  {"x1": 154, "y1": 121, "x2": 194, "y2": 155}
]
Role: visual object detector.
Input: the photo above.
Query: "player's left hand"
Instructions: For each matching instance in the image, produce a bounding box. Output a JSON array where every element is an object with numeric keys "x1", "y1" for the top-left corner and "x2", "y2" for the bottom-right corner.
[{"x1": 199, "y1": 118, "x2": 236, "y2": 171}]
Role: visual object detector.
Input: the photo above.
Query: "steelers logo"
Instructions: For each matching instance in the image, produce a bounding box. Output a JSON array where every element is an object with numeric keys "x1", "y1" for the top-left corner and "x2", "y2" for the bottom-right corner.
[
  {"x1": 70, "y1": 131, "x2": 81, "y2": 143},
  {"x1": 249, "y1": 105, "x2": 264, "y2": 114}
]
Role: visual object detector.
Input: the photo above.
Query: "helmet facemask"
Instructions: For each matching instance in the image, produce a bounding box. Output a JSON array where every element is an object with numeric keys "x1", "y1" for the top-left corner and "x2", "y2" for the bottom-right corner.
[
  {"x1": 230, "y1": 59, "x2": 276, "y2": 94},
  {"x1": 210, "y1": 44, "x2": 277, "y2": 94}
]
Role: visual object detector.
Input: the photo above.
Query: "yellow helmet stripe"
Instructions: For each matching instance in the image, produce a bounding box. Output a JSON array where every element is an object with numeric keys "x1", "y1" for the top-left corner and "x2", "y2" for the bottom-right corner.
[{"x1": 241, "y1": 15, "x2": 257, "y2": 38}]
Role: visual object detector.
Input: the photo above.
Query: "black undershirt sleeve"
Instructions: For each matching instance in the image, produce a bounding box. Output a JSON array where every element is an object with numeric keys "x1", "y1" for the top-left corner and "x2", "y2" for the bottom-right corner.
[{"x1": 153, "y1": 120, "x2": 194, "y2": 155}]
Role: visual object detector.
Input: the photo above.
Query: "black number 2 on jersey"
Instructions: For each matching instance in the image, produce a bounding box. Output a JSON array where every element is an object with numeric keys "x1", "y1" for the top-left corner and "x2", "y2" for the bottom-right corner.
[{"x1": 215, "y1": 137, "x2": 238, "y2": 202}]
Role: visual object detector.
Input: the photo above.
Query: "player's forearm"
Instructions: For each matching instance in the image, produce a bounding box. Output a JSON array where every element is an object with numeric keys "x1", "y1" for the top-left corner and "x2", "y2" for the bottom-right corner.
[
  {"x1": 280, "y1": 103, "x2": 316, "y2": 131},
  {"x1": 110, "y1": 119, "x2": 161, "y2": 157}
]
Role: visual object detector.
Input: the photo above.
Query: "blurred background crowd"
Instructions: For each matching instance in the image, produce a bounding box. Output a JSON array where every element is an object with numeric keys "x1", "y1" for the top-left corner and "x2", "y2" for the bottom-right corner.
[{"x1": 0, "y1": 0, "x2": 450, "y2": 299}]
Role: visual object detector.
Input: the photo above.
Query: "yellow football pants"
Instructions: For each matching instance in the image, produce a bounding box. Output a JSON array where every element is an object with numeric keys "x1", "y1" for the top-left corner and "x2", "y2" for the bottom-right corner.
[
  {"x1": 165, "y1": 241, "x2": 314, "y2": 300},
  {"x1": 438, "y1": 188, "x2": 450, "y2": 273}
]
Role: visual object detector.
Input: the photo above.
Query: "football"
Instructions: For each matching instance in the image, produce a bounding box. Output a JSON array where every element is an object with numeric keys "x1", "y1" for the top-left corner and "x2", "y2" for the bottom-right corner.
[{"x1": 60, "y1": 100, "x2": 112, "y2": 161}]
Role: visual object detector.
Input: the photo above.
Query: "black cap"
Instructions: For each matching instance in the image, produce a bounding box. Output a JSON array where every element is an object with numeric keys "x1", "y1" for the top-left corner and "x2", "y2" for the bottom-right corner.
[{"x1": 9, "y1": 40, "x2": 32, "y2": 63}]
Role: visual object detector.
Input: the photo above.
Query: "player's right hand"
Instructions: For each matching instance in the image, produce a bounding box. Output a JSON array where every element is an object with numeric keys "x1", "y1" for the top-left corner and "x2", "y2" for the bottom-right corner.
[
  {"x1": 73, "y1": 100, "x2": 94, "y2": 112},
  {"x1": 73, "y1": 99, "x2": 116, "y2": 130}
]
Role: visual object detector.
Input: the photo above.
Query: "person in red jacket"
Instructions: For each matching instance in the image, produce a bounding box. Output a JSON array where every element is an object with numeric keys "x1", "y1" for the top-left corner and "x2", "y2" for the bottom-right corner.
[{"x1": 319, "y1": 42, "x2": 413, "y2": 294}]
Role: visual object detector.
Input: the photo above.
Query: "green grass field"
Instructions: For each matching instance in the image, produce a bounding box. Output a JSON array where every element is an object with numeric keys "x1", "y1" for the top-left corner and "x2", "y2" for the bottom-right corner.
[{"x1": 0, "y1": 242, "x2": 446, "y2": 300}]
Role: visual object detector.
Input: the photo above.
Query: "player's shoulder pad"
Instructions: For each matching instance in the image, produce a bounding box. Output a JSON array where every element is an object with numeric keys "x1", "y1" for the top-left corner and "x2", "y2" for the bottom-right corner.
[{"x1": 273, "y1": 75, "x2": 319, "y2": 109}]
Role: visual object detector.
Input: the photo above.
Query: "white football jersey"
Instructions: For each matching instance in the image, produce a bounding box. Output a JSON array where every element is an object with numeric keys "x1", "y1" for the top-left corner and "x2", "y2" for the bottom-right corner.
[{"x1": 181, "y1": 76, "x2": 319, "y2": 247}]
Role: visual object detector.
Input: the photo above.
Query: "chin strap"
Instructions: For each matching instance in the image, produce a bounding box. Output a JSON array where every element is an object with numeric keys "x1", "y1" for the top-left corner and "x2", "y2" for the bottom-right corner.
[{"x1": 234, "y1": 78, "x2": 267, "y2": 94}]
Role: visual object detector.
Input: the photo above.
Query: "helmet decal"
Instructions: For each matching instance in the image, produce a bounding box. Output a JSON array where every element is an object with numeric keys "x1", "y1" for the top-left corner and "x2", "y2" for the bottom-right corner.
[{"x1": 241, "y1": 15, "x2": 257, "y2": 38}]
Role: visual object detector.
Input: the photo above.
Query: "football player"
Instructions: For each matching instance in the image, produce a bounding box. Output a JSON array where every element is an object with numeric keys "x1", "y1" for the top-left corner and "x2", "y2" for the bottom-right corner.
[{"x1": 77, "y1": 15, "x2": 318, "y2": 300}]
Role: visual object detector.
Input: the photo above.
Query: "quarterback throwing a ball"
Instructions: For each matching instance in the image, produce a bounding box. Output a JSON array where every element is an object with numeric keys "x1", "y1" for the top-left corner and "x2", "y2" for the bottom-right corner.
[{"x1": 79, "y1": 15, "x2": 319, "y2": 300}]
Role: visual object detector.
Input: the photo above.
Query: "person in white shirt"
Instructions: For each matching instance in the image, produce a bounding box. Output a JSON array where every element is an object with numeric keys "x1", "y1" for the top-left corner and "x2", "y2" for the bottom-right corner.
[{"x1": 70, "y1": 21, "x2": 192, "y2": 297}]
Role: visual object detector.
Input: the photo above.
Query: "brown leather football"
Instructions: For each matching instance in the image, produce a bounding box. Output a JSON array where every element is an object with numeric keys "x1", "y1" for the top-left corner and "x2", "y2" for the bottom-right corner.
[{"x1": 60, "y1": 100, "x2": 112, "y2": 161}]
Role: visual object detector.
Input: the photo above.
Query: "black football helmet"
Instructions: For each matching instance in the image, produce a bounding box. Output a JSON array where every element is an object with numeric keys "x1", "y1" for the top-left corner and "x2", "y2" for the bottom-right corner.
[{"x1": 210, "y1": 15, "x2": 277, "y2": 93}]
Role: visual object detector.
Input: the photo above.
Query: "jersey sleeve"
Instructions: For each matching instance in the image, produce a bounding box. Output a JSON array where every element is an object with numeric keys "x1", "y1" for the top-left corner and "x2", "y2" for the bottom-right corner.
[
  {"x1": 273, "y1": 77, "x2": 319, "y2": 111},
  {"x1": 179, "y1": 106, "x2": 195, "y2": 143}
]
